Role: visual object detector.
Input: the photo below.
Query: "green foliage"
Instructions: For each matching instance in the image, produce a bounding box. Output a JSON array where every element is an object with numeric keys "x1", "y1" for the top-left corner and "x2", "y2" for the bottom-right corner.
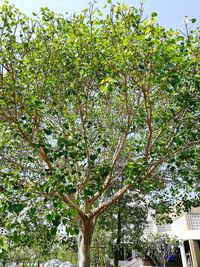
[{"x1": 0, "y1": 1, "x2": 199, "y2": 264}]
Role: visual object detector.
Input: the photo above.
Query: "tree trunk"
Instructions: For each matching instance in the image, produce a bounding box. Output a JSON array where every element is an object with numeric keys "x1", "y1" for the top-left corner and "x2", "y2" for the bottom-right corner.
[
  {"x1": 77, "y1": 218, "x2": 94, "y2": 267},
  {"x1": 114, "y1": 201, "x2": 121, "y2": 267}
]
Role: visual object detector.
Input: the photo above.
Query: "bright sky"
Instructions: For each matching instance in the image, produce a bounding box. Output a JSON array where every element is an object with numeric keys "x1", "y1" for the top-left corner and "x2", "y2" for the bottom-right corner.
[{"x1": 4, "y1": 0, "x2": 200, "y2": 30}]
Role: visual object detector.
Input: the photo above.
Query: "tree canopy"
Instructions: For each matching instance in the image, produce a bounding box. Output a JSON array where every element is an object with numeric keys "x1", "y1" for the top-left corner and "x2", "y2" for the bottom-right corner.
[{"x1": 0, "y1": 1, "x2": 199, "y2": 266}]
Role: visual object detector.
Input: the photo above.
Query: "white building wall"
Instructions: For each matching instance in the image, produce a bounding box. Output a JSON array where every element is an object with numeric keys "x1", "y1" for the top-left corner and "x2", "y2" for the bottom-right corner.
[{"x1": 171, "y1": 216, "x2": 188, "y2": 232}]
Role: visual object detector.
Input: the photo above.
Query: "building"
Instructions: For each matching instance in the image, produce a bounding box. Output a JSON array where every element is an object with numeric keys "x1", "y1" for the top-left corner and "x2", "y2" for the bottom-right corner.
[
  {"x1": 117, "y1": 207, "x2": 200, "y2": 267},
  {"x1": 143, "y1": 207, "x2": 200, "y2": 267}
]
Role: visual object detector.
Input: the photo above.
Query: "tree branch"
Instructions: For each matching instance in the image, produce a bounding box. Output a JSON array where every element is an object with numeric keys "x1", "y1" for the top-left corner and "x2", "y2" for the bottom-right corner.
[
  {"x1": 54, "y1": 192, "x2": 87, "y2": 219},
  {"x1": 91, "y1": 184, "x2": 130, "y2": 219}
]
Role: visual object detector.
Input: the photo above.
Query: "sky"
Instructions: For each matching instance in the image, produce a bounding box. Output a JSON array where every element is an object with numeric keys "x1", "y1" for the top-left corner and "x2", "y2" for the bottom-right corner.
[{"x1": 3, "y1": 0, "x2": 200, "y2": 31}]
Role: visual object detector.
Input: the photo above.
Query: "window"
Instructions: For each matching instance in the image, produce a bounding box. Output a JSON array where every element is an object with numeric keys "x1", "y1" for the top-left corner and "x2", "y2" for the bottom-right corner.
[
  {"x1": 157, "y1": 224, "x2": 171, "y2": 233},
  {"x1": 188, "y1": 214, "x2": 200, "y2": 230}
]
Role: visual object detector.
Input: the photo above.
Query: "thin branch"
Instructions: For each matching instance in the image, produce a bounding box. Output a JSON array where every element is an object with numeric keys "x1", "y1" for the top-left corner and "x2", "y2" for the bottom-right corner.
[
  {"x1": 142, "y1": 86, "x2": 153, "y2": 161},
  {"x1": 145, "y1": 140, "x2": 200, "y2": 179}
]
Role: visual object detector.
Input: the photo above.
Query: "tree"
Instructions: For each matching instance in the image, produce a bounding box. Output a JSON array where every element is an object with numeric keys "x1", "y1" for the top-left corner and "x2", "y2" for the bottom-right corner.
[
  {"x1": 0, "y1": 202, "x2": 78, "y2": 265},
  {"x1": 142, "y1": 233, "x2": 181, "y2": 267},
  {"x1": 96, "y1": 191, "x2": 148, "y2": 267},
  {"x1": 0, "y1": 233, "x2": 9, "y2": 267},
  {"x1": 0, "y1": 1, "x2": 199, "y2": 267},
  {"x1": 0, "y1": 206, "x2": 59, "y2": 266}
]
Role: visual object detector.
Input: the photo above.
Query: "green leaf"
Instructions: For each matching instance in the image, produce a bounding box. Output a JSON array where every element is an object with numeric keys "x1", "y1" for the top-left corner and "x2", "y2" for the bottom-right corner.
[
  {"x1": 0, "y1": 237, "x2": 4, "y2": 247},
  {"x1": 63, "y1": 122, "x2": 69, "y2": 129},
  {"x1": 47, "y1": 214, "x2": 54, "y2": 222},
  {"x1": 12, "y1": 233, "x2": 20, "y2": 244},
  {"x1": 97, "y1": 9, "x2": 103, "y2": 17},
  {"x1": 52, "y1": 215, "x2": 61, "y2": 227},
  {"x1": 90, "y1": 154, "x2": 97, "y2": 161},
  {"x1": 151, "y1": 12, "x2": 157, "y2": 17},
  {"x1": 123, "y1": 37, "x2": 129, "y2": 46},
  {"x1": 44, "y1": 128, "x2": 52, "y2": 135},
  {"x1": 8, "y1": 203, "x2": 25, "y2": 214}
]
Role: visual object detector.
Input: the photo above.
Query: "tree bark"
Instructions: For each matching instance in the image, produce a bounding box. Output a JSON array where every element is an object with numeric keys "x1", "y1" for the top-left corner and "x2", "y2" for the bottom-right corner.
[
  {"x1": 77, "y1": 218, "x2": 94, "y2": 267},
  {"x1": 114, "y1": 201, "x2": 122, "y2": 267}
]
